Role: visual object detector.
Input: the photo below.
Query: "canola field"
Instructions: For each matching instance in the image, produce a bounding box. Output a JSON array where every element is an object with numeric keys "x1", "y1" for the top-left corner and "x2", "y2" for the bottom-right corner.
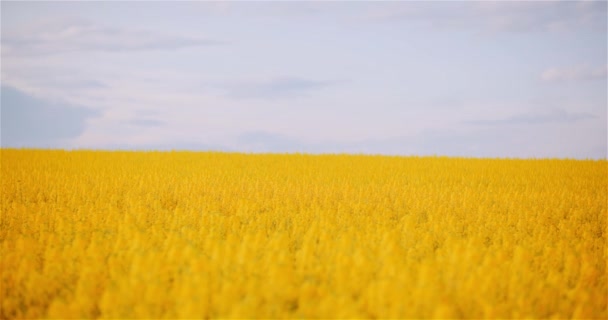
[{"x1": 1, "y1": 149, "x2": 606, "y2": 319}]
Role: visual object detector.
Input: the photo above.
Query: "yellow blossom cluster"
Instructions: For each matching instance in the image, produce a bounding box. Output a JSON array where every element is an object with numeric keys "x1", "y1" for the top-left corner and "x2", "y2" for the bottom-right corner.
[{"x1": 1, "y1": 150, "x2": 606, "y2": 318}]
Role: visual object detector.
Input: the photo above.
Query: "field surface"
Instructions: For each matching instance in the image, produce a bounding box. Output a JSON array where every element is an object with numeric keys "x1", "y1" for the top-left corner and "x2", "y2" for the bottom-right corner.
[{"x1": 1, "y1": 150, "x2": 606, "y2": 319}]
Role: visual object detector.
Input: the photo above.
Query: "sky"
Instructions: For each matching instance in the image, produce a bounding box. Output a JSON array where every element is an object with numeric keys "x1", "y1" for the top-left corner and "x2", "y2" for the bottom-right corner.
[{"x1": 1, "y1": 1, "x2": 606, "y2": 159}]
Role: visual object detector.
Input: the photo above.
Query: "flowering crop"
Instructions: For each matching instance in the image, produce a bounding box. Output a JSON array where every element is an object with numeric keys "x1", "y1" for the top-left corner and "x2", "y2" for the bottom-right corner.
[{"x1": 1, "y1": 150, "x2": 606, "y2": 318}]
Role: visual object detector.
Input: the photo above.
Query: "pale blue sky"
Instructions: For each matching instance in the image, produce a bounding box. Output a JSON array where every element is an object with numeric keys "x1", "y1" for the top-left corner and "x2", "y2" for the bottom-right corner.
[{"x1": 1, "y1": 1, "x2": 606, "y2": 158}]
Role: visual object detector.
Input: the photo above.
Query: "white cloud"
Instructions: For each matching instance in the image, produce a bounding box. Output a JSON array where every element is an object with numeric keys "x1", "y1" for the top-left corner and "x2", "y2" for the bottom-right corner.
[
  {"x1": 223, "y1": 76, "x2": 334, "y2": 99},
  {"x1": 2, "y1": 18, "x2": 221, "y2": 56},
  {"x1": 464, "y1": 108, "x2": 597, "y2": 125},
  {"x1": 541, "y1": 64, "x2": 608, "y2": 82},
  {"x1": 359, "y1": 1, "x2": 607, "y2": 33}
]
